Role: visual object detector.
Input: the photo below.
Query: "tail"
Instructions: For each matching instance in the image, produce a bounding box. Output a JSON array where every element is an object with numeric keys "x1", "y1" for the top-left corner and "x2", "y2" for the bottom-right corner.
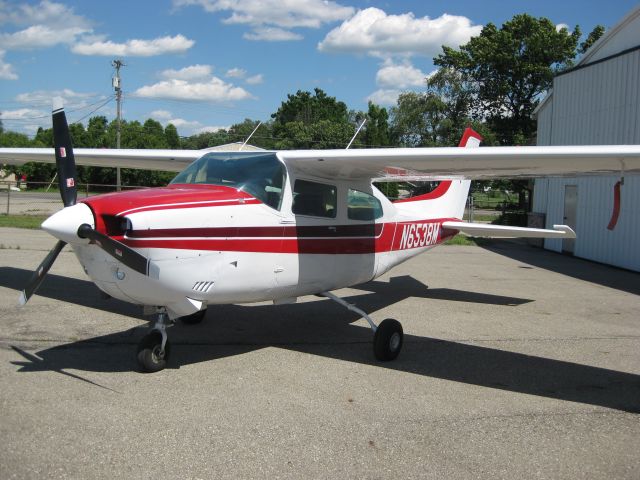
[{"x1": 393, "y1": 128, "x2": 482, "y2": 220}]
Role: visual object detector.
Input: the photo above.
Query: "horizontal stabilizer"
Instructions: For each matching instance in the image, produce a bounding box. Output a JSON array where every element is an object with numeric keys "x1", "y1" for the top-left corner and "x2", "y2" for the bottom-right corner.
[{"x1": 442, "y1": 221, "x2": 576, "y2": 239}]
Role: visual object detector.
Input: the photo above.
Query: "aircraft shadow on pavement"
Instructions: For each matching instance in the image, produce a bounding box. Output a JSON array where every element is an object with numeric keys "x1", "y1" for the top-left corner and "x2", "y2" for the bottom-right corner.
[
  {"x1": 481, "y1": 240, "x2": 640, "y2": 295},
  {"x1": 5, "y1": 269, "x2": 639, "y2": 413},
  {"x1": 0, "y1": 267, "x2": 144, "y2": 318}
]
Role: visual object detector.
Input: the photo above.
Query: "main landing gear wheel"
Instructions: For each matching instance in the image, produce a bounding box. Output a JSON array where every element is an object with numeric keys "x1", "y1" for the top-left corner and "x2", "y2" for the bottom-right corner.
[
  {"x1": 137, "y1": 330, "x2": 171, "y2": 373},
  {"x1": 319, "y1": 292, "x2": 404, "y2": 362},
  {"x1": 373, "y1": 318, "x2": 403, "y2": 361},
  {"x1": 179, "y1": 309, "x2": 207, "y2": 325}
]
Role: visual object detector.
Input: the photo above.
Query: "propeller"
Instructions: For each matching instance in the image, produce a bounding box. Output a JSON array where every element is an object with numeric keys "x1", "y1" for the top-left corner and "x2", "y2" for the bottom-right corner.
[
  {"x1": 52, "y1": 99, "x2": 78, "y2": 208},
  {"x1": 19, "y1": 99, "x2": 154, "y2": 305},
  {"x1": 18, "y1": 240, "x2": 66, "y2": 306},
  {"x1": 77, "y1": 224, "x2": 151, "y2": 276}
]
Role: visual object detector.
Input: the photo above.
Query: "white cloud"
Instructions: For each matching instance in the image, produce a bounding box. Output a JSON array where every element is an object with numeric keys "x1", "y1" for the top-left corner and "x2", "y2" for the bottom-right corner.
[
  {"x1": 0, "y1": 0, "x2": 91, "y2": 29},
  {"x1": 15, "y1": 88, "x2": 98, "y2": 108},
  {"x1": 0, "y1": 50, "x2": 17, "y2": 80},
  {"x1": 174, "y1": 0, "x2": 353, "y2": 41},
  {"x1": 72, "y1": 34, "x2": 195, "y2": 57},
  {"x1": 164, "y1": 117, "x2": 202, "y2": 130},
  {"x1": 134, "y1": 78, "x2": 251, "y2": 102},
  {"x1": 243, "y1": 27, "x2": 303, "y2": 42},
  {"x1": 226, "y1": 67, "x2": 246, "y2": 78},
  {"x1": 146, "y1": 108, "x2": 228, "y2": 136},
  {"x1": 0, "y1": 120, "x2": 49, "y2": 136},
  {"x1": 556, "y1": 23, "x2": 569, "y2": 32},
  {"x1": 150, "y1": 110, "x2": 173, "y2": 120},
  {"x1": 245, "y1": 73, "x2": 263, "y2": 85},
  {"x1": 376, "y1": 61, "x2": 429, "y2": 89},
  {"x1": 0, "y1": 24, "x2": 90, "y2": 50},
  {"x1": 366, "y1": 89, "x2": 402, "y2": 106},
  {"x1": 196, "y1": 125, "x2": 228, "y2": 134},
  {"x1": 318, "y1": 7, "x2": 482, "y2": 57},
  {"x1": 0, "y1": 107, "x2": 48, "y2": 120},
  {"x1": 160, "y1": 64, "x2": 212, "y2": 81},
  {"x1": 0, "y1": 1, "x2": 92, "y2": 50}
]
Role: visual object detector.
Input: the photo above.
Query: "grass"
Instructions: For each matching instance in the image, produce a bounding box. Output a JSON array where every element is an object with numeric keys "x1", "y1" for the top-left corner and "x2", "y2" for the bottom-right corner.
[
  {"x1": 0, "y1": 214, "x2": 47, "y2": 229},
  {"x1": 443, "y1": 234, "x2": 487, "y2": 246},
  {"x1": 466, "y1": 213, "x2": 500, "y2": 222}
]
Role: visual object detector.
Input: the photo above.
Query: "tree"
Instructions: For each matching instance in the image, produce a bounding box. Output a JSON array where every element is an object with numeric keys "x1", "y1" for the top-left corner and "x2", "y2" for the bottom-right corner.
[
  {"x1": 362, "y1": 102, "x2": 391, "y2": 147},
  {"x1": 86, "y1": 116, "x2": 109, "y2": 148},
  {"x1": 434, "y1": 14, "x2": 581, "y2": 145},
  {"x1": 272, "y1": 88, "x2": 354, "y2": 149},
  {"x1": 272, "y1": 87, "x2": 348, "y2": 126},
  {"x1": 227, "y1": 119, "x2": 275, "y2": 149},
  {"x1": 391, "y1": 91, "x2": 448, "y2": 147},
  {"x1": 181, "y1": 130, "x2": 230, "y2": 149},
  {"x1": 578, "y1": 25, "x2": 605, "y2": 55},
  {"x1": 69, "y1": 122, "x2": 87, "y2": 147},
  {"x1": 164, "y1": 123, "x2": 180, "y2": 149}
]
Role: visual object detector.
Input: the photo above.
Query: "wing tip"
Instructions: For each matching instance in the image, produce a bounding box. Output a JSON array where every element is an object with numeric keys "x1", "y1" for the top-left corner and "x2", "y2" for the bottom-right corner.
[{"x1": 552, "y1": 224, "x2": 576, "y2": 238}]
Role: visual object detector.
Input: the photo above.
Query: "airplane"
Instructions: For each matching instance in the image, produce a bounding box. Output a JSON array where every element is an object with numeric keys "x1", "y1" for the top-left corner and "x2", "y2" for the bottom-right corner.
[{"x1": 1, "y1": 100, "x2": 639, "y2": 372}]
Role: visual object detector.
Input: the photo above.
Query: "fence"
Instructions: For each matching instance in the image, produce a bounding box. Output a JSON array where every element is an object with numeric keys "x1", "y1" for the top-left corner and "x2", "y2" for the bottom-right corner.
[{"x1": 1, "y1": 181, "x2": 148, "y2": 216}]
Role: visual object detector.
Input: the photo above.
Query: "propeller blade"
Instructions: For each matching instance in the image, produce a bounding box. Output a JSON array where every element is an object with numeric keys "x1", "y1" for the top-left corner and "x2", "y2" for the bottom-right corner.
[
  {"x1": 52, "y1": 100, "x2": 78, "y2": 207},
  {"x1": 19, "y1": 240, "x2": 67, "y2": 306},
  {"x1": 77, "y1": 224, "x2": 151, "y2": 276}
]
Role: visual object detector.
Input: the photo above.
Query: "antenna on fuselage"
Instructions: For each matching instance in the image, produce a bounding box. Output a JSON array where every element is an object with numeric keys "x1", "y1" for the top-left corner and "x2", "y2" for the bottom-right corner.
[
  {"x1": 239, "y1": 122, "x2": 262, "y2": 151},
  {"x1": 346, "y1": 118, "x2": 367, "y2": 149}
]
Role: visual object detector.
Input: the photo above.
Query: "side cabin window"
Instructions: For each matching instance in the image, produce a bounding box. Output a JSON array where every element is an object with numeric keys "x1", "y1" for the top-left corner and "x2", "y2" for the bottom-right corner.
[
  {"x1": 170, "y1": 152, "x2": 286, "y2": 210},
  {"x1": 347, "y1": 189, "x2": 383, "y2": 221},
  {"x1": 292, "y1": 180, "x2": 337, "y2": 218}
]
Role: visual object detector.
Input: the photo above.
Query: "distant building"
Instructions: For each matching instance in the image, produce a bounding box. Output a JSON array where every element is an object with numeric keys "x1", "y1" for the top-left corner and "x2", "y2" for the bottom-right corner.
[{"x1": 532, "y1": 5, "x2": 640, "y2": 271}]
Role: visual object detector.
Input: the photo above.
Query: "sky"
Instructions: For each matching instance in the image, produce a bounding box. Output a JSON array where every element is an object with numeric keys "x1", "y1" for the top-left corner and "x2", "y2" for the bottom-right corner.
[{"x1": 1, "y1": 0, "x2": 638, "y2": 138}]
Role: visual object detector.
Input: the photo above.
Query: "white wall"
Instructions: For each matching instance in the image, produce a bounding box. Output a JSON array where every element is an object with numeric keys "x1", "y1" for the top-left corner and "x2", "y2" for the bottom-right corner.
[{"x1": 534, "y1": 32, "x2": 640, "y2": 271}]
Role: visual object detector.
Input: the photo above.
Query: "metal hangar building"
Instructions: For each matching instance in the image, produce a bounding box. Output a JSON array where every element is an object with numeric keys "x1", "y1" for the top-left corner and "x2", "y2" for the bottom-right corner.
[{"x1": 532, "y1": 5, "x2": 640, "y2": 272}]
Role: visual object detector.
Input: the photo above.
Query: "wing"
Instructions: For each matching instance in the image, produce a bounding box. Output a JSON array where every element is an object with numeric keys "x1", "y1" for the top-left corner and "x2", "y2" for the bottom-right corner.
[
  {"x1": 4, "y1": 144, "x2": 640, "y2": 179},
  {"x1": 278, "y1": 145, "x2": 640, "y2": 181},
  {"x1": 0, "y1": 148, "x2": 202, "y2": 172}
]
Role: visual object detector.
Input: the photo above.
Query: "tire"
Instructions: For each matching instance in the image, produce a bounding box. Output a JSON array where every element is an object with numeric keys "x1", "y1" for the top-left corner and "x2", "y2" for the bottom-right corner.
[
  {"x1": 137, "y1": 330, "x2": 170, "y2": 373},
  {"x1": 373, "y1": 318, "x2": 403, "y2": 361},
  {"x1": 179, "y1": 309, "x2": 207, "y2": 325}
]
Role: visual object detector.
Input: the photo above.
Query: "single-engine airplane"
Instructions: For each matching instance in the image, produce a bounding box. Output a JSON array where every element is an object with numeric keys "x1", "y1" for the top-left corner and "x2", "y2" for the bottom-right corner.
[{"x1": 1, "y1": 100, "x2": 640, "y2": 372}]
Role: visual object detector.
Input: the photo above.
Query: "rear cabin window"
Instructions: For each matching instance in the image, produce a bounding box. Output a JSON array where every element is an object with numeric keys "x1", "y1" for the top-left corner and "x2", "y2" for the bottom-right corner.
[
  {"x1": 347, "y1": 189, "x2": 383, "y2": 221},
  {"x1": 292, "y1": 180, "x2": 337, "y2": 218}
]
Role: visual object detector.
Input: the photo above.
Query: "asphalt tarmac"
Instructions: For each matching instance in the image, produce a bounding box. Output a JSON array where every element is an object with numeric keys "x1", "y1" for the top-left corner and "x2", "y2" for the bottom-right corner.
[{"x1": 0, "y1": 227, "x2": 638, "y2": 479}]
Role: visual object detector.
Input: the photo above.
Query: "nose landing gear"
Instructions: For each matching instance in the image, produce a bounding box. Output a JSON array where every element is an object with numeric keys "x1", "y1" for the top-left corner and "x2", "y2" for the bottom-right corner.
[{"x1": 137, "y1": 307, "x2": 172, "y2": 373}]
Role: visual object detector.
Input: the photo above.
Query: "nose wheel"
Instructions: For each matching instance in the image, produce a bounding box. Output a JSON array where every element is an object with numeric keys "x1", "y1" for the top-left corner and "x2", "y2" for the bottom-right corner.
[
  {"x1": 137, "y1": 308, "x2": 172, "y2": 373},
  {"x1": 137, "y1": 330, "x2": 171, "y2": 373}
]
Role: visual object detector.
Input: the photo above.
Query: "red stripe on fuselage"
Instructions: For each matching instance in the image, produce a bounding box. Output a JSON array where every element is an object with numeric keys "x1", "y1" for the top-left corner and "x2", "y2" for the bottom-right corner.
[{"x1": 118, "y1": 219, "x2": 458, "y2": 254}]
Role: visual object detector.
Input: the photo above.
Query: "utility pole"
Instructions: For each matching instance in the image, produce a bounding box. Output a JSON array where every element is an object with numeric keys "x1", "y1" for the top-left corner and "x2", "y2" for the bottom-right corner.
[{"x1": 112, "y1": 59, "x2": 125, "y2": 190}]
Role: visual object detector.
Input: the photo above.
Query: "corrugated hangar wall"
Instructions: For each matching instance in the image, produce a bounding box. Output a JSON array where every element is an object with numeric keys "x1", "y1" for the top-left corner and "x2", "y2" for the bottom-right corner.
[{"x1": 534, "y1": 47, "x2": 640, "y2": 271}]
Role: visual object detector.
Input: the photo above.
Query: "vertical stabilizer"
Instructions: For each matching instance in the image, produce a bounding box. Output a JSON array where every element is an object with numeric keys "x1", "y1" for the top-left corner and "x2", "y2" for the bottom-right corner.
[{"x1": 393, "y1": 128, "x2": 482, "y2": 220}]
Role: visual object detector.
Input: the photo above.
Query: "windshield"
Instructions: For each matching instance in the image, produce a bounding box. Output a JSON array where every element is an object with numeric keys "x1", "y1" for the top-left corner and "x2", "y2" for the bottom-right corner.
[{"x1": 170, "y1": 152, "x2": 286, "y2": 210}]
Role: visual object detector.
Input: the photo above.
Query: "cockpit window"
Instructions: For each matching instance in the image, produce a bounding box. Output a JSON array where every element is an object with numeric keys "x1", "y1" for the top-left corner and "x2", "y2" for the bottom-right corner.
[{"x1": 170, "y1": 152, "x2": 286, "y2": 210}]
